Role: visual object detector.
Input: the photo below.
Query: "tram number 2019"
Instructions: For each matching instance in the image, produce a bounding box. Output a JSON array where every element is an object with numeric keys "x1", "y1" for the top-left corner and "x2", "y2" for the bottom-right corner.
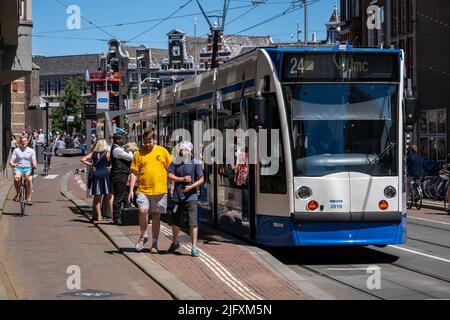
[{"x1": 331, "y1": 204, "x2": 343, "y2": 209}]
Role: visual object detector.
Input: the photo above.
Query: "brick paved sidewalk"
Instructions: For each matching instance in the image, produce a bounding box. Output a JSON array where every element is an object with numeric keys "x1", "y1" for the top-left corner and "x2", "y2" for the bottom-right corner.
[{"x1": 68, "y1": 173, "x2": 310, "y2": 300}]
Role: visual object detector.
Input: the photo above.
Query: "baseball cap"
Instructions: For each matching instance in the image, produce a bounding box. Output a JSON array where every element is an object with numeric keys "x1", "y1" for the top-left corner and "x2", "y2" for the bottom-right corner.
[{"x1": 180, "y1": 141, "x2": 193, "y2": 153}]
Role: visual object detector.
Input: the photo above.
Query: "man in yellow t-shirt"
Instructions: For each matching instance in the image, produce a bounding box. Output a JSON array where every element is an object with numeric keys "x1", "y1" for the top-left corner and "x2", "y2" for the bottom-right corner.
[{"x1": 128, "y1": 132, "x2": 173, "y2": 253}]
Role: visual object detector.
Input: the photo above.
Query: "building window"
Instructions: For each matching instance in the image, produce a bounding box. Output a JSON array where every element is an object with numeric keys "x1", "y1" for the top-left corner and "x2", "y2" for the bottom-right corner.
[
  {"x1": 19, "y1": 0, "x2": 26, "y2": 20},
  {"x1": 140, "y1": 60, "x2": 146, "y2": 68},
  {"x1": 406, "y1": 0, "x2": 413, "y2": 33},
  {"x1": 391, "y1": 0, "x2": 397, "y2": 36},
  {"x1": 45, "y1": 81, "x2": 51, "y2": 96},
  {"x1": 141, "y1": 73, "x2": 147, "y2": 82},
  {"x1": 419, "y1": 110, "x2": 447, "y2": 162},
  {"x1": 131, "y1": 73, "x2": 138, "y2": 82},
  {"x1": 55, "y1": 81, "x2": 61, "y2": 96}
]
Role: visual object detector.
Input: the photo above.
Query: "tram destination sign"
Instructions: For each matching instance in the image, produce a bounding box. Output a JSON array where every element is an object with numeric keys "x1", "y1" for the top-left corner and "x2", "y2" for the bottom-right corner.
[{"x1": 283, "y1": 52, "x2": 399, "y2": 82}]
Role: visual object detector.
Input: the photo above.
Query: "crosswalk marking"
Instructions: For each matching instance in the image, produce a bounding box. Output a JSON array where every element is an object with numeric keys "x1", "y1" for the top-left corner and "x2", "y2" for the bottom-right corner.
[
  {"x1": 44, "y1": 175, "x2": 59, "y2": 180},
  {"x1": 74, "y1": 175, "x2": 87, "y2": 191},
  {"x1": 160, "y1": 225, "x2": 264, "y2": 300}
]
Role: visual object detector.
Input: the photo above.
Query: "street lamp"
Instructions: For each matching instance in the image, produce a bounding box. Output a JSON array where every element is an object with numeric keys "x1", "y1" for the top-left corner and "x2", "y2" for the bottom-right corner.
[{"x1": 138, "y1": 77, "x2": 152, "y2": 98}]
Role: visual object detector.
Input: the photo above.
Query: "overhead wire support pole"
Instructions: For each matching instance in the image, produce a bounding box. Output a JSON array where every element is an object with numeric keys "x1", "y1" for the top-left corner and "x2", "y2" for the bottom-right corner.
[
  {"x1": 196, "y1": 0, "x2": 230, "y2": 70},
  {"x1": 196, "y1": 0, "x2": 214, "y2": 30},
  {"x1": 303, "y1": 0, "x2": 308, "y2": 44}
]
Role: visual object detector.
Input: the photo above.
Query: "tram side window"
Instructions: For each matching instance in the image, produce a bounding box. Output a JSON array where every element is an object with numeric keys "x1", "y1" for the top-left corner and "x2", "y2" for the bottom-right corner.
[{"x1": 259, "y1": 94, "x2": 287, "y2": 194}]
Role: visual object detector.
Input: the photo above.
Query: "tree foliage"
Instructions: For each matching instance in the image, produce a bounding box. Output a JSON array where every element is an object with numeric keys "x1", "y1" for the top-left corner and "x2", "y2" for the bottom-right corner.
[{"x1": 52, "y1": 77, "x2": 86, "y2": 134}]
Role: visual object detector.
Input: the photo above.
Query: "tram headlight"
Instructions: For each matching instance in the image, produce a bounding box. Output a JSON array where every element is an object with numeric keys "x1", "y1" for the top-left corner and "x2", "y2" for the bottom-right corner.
[
  {"x1": 384, "y1": 186, "x2": 397, "y2": 199},
  {"x1": 297, "y1": 186, "x2": 312, "y2": 199}
]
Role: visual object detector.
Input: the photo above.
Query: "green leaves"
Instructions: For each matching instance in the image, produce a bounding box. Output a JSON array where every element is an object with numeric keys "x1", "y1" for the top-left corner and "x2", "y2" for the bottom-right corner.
[{"x1": 52, "y1": 77, "x2": 86, "y2": 134}]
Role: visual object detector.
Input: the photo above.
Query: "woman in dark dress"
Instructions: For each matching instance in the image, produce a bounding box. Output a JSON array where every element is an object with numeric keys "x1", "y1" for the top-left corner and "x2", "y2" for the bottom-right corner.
[{"x1": 81, "y1": 138, "x2": 113, "y2": 221}]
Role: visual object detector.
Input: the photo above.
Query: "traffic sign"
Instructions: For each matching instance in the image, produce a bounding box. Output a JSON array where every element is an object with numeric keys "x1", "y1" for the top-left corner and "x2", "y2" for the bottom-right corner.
[
  {"x1": 84, "y1": 103, "x2": 97, "y2": 120},
  {"x1": 97, "y1": 91, "x2": 109, "y2": 110}
]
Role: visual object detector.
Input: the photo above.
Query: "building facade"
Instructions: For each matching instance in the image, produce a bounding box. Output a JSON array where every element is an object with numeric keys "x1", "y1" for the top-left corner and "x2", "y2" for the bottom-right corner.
[
  {"x1": 340, "y1": 0, "x2": 450, "y2": 164},
  {"x1": 0, "y1": 0, "x2": 33, "y2": 169}
]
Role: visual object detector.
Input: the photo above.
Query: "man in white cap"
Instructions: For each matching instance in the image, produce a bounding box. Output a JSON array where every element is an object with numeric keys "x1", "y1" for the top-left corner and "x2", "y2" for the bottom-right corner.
[{"x1": 167, "y1": 141, "x2": 204, "y2": 257}]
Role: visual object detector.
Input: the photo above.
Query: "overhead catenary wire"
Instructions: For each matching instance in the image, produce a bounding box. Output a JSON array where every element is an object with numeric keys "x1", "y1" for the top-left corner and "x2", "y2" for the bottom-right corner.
[
  {"x1": 33, "y1": 4, "x2": 257, "y2": 36},
  {"x1": 126, "y1": 0, "x2": 194, "y2": 43},
  {"x1": 225, "y1": 0, "x2": 266, "y2": 26},
  {"x1": 53, "y1": 0, "x2": 117, "y2": 39},
  {"x1": 231, "y1": 0, "x2": 320, "y2": 35},
  {"x1": 233, "y1": 5, "x2": 299, "y2": 34}
]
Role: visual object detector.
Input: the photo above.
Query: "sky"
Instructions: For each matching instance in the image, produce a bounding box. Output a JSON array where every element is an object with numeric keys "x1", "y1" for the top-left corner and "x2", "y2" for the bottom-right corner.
[{"x1": 31, "y1": 0, "x2": 340, "y2": 56}]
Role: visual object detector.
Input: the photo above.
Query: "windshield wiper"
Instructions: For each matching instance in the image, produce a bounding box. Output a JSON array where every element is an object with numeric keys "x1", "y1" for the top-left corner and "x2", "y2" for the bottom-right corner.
[{"x1": 369, "y1": 142, "x2": 396, "y2": 165}]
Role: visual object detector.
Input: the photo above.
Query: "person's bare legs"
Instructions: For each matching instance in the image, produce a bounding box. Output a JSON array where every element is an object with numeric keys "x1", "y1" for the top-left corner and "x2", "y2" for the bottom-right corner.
[
  {"x1": 107, "y1": 193, "x2": 113, "y2": 220},
  {"x1": 190, "y1": 226, "x2": 198, "y2": 248},
  {"x1": 151, "y1": 212, "x2": 160, "y2": 244},
  {"x1": 138, "y1": 209, "x2": 148, "y2": 234},
  {"x1": 92, "y1": 195, "x2": 102, "y2": 220},
  {"x1": 13, "y1": 173, "x2": 21, "y2": 197},
  {"x1": 26, "y1": 173, "x2": 33, "y2": 201},
  {"x1": 172, "y1": 225, "x2": 180, "y2": 244}
]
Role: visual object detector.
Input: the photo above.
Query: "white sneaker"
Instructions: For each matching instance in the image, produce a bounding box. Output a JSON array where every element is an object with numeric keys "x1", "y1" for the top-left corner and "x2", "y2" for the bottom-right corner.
[
  {"x1": 150, "y1": 243, "x2": 159, "y2": 254},
  {"x1": 135, "y1": 236, "x2": 148, "y2": 252}
]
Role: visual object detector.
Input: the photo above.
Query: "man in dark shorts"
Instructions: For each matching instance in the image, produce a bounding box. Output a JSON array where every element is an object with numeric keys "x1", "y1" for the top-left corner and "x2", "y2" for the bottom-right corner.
[{"x1": 167, "y1": 141, "x2": 204, "y2": 257}]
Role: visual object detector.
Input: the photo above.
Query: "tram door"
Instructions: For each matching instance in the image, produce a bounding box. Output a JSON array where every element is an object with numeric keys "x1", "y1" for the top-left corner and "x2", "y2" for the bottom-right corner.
[
  {"x1": 216, "y1": 99, "x2": 252, "y2": 240},
  {"x1": 197, "y1": 108, "x2": 214, "y2": 225},
  {"x1": 252, "y1": 94, "x2": 289, "y2": 242}
]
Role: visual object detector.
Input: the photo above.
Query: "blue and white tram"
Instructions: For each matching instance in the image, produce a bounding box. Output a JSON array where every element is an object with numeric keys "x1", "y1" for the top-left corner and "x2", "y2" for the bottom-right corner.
[{"x1": 138, "y1": 44, "x2": 407, "y2": 247}]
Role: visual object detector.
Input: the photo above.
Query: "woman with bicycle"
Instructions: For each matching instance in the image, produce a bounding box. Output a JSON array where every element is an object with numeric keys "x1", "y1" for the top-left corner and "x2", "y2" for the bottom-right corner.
[{"x1": 9, "y1": 135, "x2": 37, "y2": 205}]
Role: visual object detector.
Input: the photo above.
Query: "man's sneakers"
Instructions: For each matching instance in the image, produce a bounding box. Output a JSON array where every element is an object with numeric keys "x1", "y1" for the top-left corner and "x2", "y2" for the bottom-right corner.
[
  {"x1": 135, "y1": 236, "x2": 148, "y2": 252},
  {"x1": 168, "y1": 242, "x2": 180, "y2": 253},
  {"x1": 191, "y1": 247, "x2": 200, "y2": 257}
]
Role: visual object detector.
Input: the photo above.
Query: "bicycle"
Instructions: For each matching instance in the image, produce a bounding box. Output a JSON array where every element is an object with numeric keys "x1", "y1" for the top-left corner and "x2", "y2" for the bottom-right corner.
[
  {"x1": 18, "y1": 174, "x2": 29, "y2": 217},
  {"x1": 407, "y1": 177, "x2": 423, "y2": 210}
]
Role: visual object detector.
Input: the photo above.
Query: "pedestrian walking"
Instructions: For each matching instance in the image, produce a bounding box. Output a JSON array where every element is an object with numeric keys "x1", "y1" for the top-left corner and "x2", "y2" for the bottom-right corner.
[
  {"x1": 36, "y1": 129, "x2": 45, "y2": 145},
  {"x1": 81, "y1": 138, "x2": 113, "y2": 221},
  {"x1": 55, "y1": 136, "x2": 66, "y2": 155},
  {"x1": 167, "y1": 141, "x2": 204, "y2": 257},
  {"x1": 111, "y1": 133, "x2": 133, "y2": 225},
  {"x1": 128, "y1": 132, "x2": 172, "y2": 253},
  {"x1": 10, "y1": 135, "x2": 17, "y2": 152}
]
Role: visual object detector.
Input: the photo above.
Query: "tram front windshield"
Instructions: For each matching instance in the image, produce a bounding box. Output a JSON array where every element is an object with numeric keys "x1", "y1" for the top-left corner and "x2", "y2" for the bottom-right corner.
[{"x1": 285, "y1": 84, "x2": 398, "y2": 177}]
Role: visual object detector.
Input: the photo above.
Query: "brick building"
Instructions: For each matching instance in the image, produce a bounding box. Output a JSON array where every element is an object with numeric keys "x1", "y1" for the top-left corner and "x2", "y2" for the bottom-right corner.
[{"x1": 0, "y1": 0, "x2": 33, "y2": 168}]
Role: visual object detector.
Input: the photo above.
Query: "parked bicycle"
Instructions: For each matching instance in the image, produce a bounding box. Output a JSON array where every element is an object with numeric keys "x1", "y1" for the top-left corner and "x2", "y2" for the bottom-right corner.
[{"x1": 407, "y1": 177, "x2": 423, "y2": 210}]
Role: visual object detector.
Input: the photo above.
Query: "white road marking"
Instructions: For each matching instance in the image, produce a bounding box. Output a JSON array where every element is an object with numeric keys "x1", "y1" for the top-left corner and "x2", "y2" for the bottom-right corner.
[
  {"x1": 159, "y1": 225, "x2": 264, "y2": 300},
  {"x1": 326, "y1": 268, "x2": 374, "y2": 271},
  {"x1": 44, "y1": 175, "x2": 58, "y2": 180},
  {"x1": 389, "y1": 245, "x2": 450, "y2": 263},
  {"x1": 409, "y1": 216, "x2": 450, "y2": 226},
  {"x1": 74, "y1": 175, "x2": 87, "y2": 191}
]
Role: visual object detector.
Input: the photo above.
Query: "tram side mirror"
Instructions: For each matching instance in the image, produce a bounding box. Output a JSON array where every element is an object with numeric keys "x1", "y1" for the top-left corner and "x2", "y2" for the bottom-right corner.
[
  {"x1": 250, "y1": 95, "x2": 266, "y2": 129},
  {"x1": 404, "y1": 96, "x2": 416, "y2": 125}
]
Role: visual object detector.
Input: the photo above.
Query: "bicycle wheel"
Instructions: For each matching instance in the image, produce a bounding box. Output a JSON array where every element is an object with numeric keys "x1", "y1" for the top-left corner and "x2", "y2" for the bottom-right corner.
[
  {"x1": 415, "y1": 185, "x2": 423, "y2": 210},
  {"x1": 20, "y1": 184, "x2": 25, "y2": 216}
]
